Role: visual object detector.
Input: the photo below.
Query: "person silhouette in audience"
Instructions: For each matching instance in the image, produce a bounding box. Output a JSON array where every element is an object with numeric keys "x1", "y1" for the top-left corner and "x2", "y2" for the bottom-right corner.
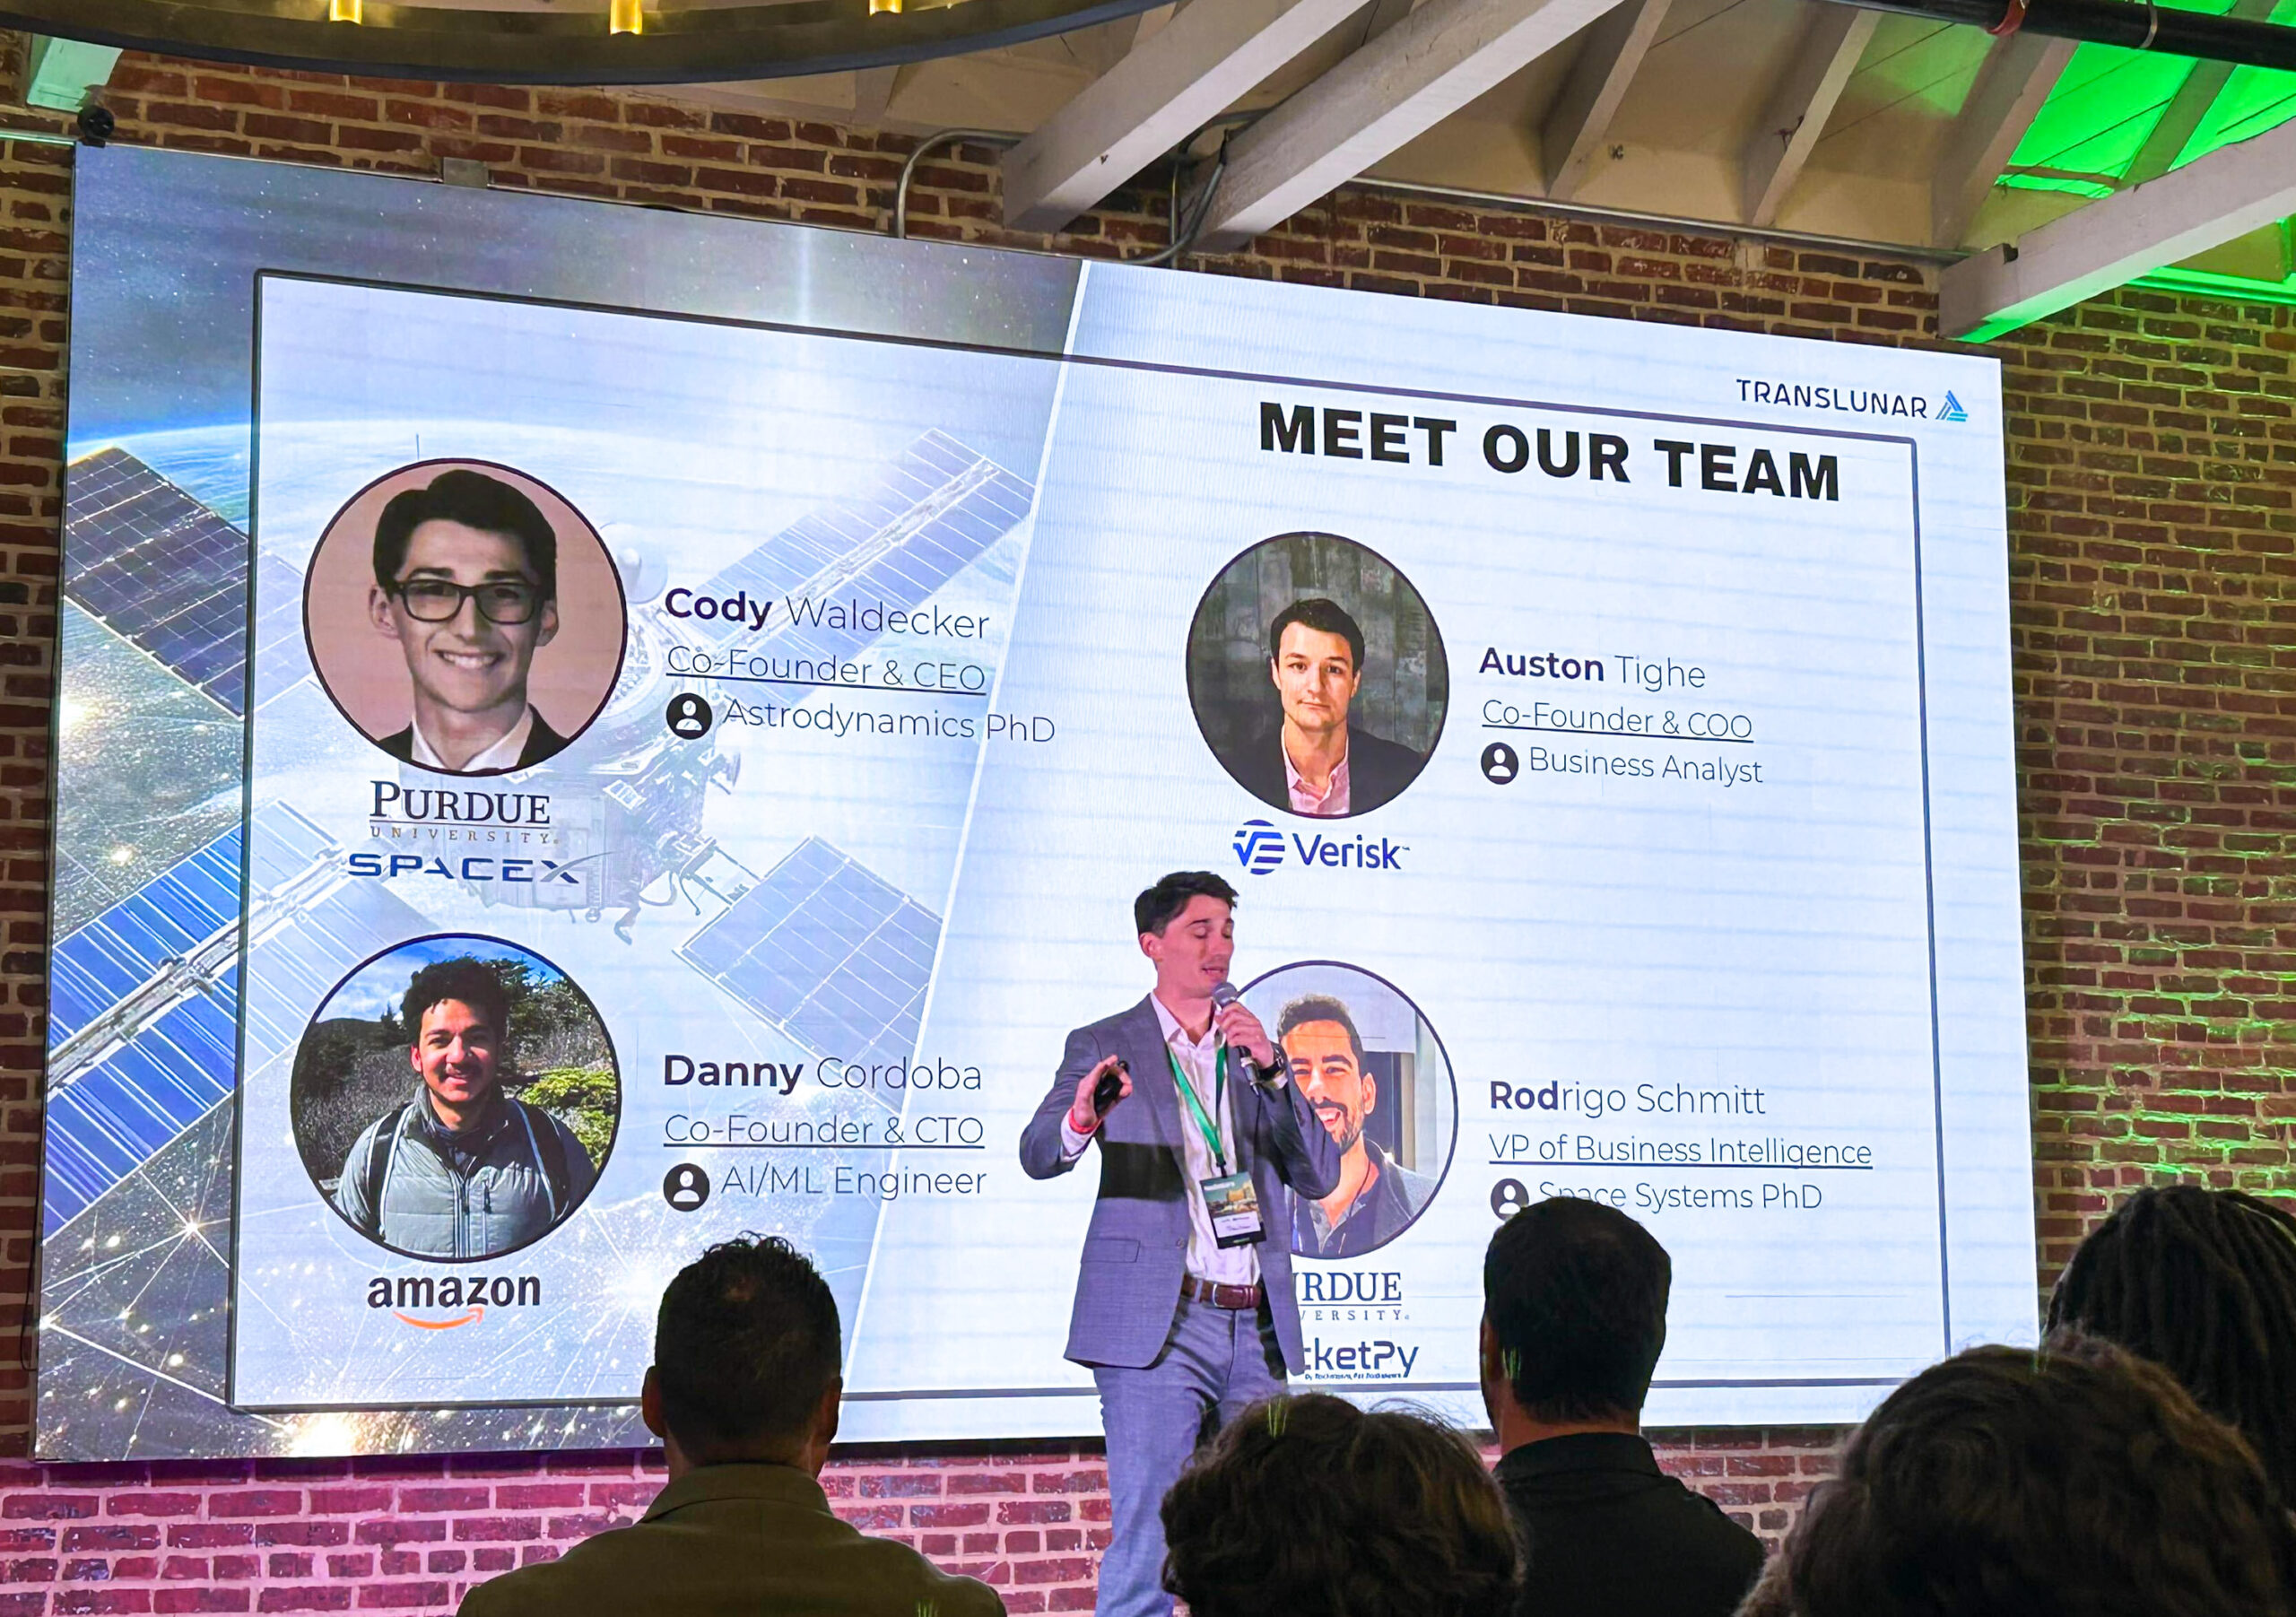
[
  {"x1": 459, "y1": 1234, "x2": 1004, "y2": 1617},
  {"x1": 1739, "y1": 1334, "x2": 2296, "y2": 1617},
  {"x1": 1482, "y1": 1196, "x2": 1762, "y2": 1617},
  {"x1": 1160, "y1": 1393, "x2": 1518, "y2": 1617},
  {"x1": 2047, "y1": 1182, "x2": 2296, "y2": 1501}
]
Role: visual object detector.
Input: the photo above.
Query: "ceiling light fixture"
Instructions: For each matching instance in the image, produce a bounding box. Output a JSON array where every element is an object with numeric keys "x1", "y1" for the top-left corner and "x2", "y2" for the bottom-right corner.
[{"x1": 0, "y1": 0, "x2": 1165, "y2": 83}]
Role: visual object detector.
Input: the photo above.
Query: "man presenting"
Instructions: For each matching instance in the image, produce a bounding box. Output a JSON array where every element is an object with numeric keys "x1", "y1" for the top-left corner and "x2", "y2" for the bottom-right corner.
[
  {"x1": 336, "y1": 958, "x2": 593, "y2": 1259},
  {"x1": 368, "y1": 467, "x2": 571, "y2": 774},
  {"x1": 1278, "y1": 995, "x2": 1433, "y2": 1258},
  {"x1": 1020, "y1": 873, "x2": 1344, "y2": 1617},
  {"x1": 1231, "y1": 598, "x2": 1425, "y2": 817}
]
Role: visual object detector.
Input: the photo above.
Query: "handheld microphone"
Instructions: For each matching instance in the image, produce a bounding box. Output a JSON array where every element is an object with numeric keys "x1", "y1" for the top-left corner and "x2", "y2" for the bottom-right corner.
[{"x1": 1211, "y1": 982, "x2": 1282, "y2": 1088}]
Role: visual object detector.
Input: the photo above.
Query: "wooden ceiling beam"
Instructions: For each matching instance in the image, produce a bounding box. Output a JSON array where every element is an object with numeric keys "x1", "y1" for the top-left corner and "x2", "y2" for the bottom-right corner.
[
  {"x1": 1741, "y1": 4, "x2": 1877, "y2": 227},
  {"x1": 1941, "y1": 107, "x2": 2296, "y2": 337},
  {"x1": 2121, "y1": 0, "x2": 2274, "y2": 187},
  {"x1": 1931, "y1": 30, "x2": 2076, "y2": 248},
  {"x1": 1195, "y1": 0, "x2": 1636, "y2": 251},
  {"x1": 1541, "y1": 0, "x2": 1673, "y2": 202},
  {"x1": 1000, "y1": 0, "x2": 1363, "y2": 233}
]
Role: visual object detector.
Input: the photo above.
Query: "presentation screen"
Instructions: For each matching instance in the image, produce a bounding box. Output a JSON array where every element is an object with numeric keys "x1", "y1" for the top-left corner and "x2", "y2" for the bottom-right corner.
[{"x1": 40, "y1": 146, "x2": 2032, "y2": 1460}]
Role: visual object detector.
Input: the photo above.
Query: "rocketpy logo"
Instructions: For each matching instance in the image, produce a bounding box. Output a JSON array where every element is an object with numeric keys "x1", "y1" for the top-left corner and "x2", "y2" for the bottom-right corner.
[
  {"x1": 1233, "y1": 820, "x2": 1285, "y2": 875},
  {"x1": 1937, "y1": 391, "x2": 1969, "y2": 423}
]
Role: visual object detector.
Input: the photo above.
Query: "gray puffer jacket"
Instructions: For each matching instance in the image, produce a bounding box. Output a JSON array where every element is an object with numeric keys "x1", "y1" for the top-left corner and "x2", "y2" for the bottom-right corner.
[{"x1": 335, "y1": 1091, "x2": 596, "y2": 1260}]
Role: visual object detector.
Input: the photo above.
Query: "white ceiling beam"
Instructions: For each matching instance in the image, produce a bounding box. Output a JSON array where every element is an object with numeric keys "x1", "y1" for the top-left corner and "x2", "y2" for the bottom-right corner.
[
  {"x1": 2121, "y1": 0, "x2": 2273, "y2": 186},
  {"x1": 1000, "y1": 0, "x2": 1364, "y2": 233},
  {"x1": 849, "y1": 65, "x2": 905, "y2": 128},
  {"x1": 1741, "y1": 4, "x2": 1877, "y2": 227},
  {"x1": 22, "y1": 35, "x2": 119, "y2": 112},
  {"x1": 1940, "y1": 113, "x2": 2296, "y2": 339},
  {"x1": 2122, "y1": 61, "x2": 2230, "y2": 187},
  {"x1": 1351, "y1": 0, "x2": 1422, "y2": 44},
  {"x1": 1066, "y1": 14, "x2": 1147, "y2": 75},
  {"x1": 1196, "y1": 0, "x2": 1637, "y2": 251},
  {"x1": 1541, "y1": 0, "x2": 1674, "y2": 202},
  {"x1": 1931, "y1": 30, "x2": 2076, "y2": 248}
]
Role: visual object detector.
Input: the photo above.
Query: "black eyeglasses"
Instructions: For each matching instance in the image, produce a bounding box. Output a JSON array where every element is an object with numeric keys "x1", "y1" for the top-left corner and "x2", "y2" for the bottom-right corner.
[{"x1": 391, "y1": 578, "x2": 544, "y2": 625}]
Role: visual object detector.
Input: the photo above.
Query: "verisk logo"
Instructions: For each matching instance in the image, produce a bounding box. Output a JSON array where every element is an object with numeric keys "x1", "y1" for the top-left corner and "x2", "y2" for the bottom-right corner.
[
  {"x1": 1234, "y1": 820, "x2": 1286, "y2": 875},
  {"x1": 1937, "y1": 390, "x2": 1970, "y2": 423},
  {"x1": 1230, "y1": 821, "x2": 1408, "y2": 875}
]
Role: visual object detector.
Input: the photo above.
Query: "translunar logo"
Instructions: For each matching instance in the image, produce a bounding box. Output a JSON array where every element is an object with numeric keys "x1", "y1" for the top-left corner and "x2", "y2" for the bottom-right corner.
[
  {"x1": 1937, "y1": 390, "x2": 1969, "y2": 423},
  {"x1": 1232, "y1": 820, "x2": 1285, "y2": 875}
]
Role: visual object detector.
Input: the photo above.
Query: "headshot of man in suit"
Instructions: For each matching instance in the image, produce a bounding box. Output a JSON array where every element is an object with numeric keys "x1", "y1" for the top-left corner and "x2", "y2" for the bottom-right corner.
[
  {"x1": 1257, "y1": 597, "x2": 1425, "y2": 817},
  {"x1": 366, "y1": 468, "x2": 570, "y2": 775},
  {"x1": 1187, "y1": 533, "x2": 1447, "y2": 821}
]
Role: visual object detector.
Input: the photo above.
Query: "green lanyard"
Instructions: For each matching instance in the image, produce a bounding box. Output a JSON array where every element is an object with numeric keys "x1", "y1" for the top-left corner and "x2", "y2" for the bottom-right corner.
[{"x1": 1167, "y1": 1044, "x2": 1230, "y2": 1174}]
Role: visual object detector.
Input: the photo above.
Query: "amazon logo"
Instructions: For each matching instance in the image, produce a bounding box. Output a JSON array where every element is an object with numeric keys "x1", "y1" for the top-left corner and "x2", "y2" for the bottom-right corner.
[{"x1": 368, "y1": 1273, "x2": 544, "y2": 1328}]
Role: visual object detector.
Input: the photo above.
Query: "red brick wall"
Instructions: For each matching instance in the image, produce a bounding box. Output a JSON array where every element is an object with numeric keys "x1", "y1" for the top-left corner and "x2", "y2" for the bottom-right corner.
[{"x1": 0, "y1": 35, "x2": 2283, "y2": 1616}]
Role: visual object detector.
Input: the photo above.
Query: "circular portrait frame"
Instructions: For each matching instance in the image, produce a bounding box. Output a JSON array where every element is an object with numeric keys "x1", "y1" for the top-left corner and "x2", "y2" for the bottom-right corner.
[
  {"x1": 290, "y1": 931, "x2": 622, "y2": 1264},
  {"x1": 1238, "y1": 957, "x2": 1458, "y2": 1260},
  {"x1": 302, "y1": 458, "x2": 630, "y2": 778},
  {"x1": 1186, "y1": 532, "x2": 1449, "y2": 820}
]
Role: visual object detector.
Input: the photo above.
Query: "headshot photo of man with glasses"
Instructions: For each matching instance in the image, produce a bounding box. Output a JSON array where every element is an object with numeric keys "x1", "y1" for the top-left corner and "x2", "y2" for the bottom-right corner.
[{"x1": 302, "y1": 462, "x2": 624, "y2": 778}]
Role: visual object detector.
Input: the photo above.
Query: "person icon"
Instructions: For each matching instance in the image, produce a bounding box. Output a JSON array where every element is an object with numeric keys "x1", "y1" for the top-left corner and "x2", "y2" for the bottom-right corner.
[
  {"x1": 666, "y1": 693, "x2": 713, "y2": 739},
  {"x1": 663, "y1": 1162, "x2": 710, "y2": 1211},
  {"x1": 1481, "y1": 742, "x2": 1518, "y2": 784}
]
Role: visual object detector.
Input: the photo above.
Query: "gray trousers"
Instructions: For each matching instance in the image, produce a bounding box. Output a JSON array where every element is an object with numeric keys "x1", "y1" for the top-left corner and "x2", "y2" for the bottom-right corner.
[{"x1": 1090, "y1": 1294, "x2": 1285, "y2": 1617}]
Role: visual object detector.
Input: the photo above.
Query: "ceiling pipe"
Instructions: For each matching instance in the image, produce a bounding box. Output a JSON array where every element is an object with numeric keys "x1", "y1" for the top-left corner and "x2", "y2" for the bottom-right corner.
[{"x1": 1823, "y1": 0, "x2": 2296, "y2": 71}]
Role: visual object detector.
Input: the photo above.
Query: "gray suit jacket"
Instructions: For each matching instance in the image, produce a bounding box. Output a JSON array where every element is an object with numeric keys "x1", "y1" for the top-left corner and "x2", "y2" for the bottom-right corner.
[{"x1": 1019, "y1": 995, "x2": 1344, "y2": 1373}]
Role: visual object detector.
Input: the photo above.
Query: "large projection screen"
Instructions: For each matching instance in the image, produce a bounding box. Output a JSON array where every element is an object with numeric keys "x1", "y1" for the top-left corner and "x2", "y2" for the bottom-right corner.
[{"x1": 39, "y1": 146, "x2": 2033, "y2": 1461}]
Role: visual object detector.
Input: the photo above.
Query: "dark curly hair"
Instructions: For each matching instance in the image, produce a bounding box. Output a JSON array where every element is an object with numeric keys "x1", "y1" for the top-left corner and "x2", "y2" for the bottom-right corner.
[
  {"x1": 2046, "y1": 1184, "x2": 2296, "y2": 1501},
  {"x1": 1161, "y1": 1395, "x2": 1519, "y2": 1617},
  {"x1": 400, "y1": 956, "x2": 509, "y2": 1047},
  {"x1": 1743, "y1": 1334, "x2": 2296, "y2": 1617}
]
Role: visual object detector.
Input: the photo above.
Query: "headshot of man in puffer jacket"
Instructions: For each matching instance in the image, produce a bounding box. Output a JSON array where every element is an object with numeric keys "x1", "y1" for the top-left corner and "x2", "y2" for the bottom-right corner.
[{"x1": 335, "y1": 955, "x2": 596, "y2": 1260}]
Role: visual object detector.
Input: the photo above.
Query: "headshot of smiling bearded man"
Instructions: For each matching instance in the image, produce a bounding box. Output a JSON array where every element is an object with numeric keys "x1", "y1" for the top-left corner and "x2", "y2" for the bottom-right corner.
[
  {"x1": 1278, "y1": 994, "x2": 1435, "y2": 1259},
  {"x1": 368, "y1": 468, "x2": 570, "y2": 775},
  {"x1": 333, "y1": 955, "x2": 596, "y2": 1261}
]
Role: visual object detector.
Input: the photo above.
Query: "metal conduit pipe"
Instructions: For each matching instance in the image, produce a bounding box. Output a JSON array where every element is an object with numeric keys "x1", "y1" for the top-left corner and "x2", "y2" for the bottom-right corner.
[
  {"x1": 1825, "y1": 0, "x2": 2296, "y2": 70},
  {"x1": 893, "y1": 128, "x2": 1022, "y2": 241}
]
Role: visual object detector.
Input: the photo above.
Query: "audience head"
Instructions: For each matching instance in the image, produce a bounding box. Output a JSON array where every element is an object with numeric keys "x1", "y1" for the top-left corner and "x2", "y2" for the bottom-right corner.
[
  {"x1": 2047, "y1": 1183, "x2": 2296, "y2": 1500},
  {"x1": 1161, "y1": 1394, "x2": 1518, "y2": 1617},
  {"x1": 644, "y1": 1234, "x2": 842, "y2": 1474},
  {"x1": 1744, "y1": 1335, "x2": 2296, "y2": 1617},
  {"x1": 1482, "y1": 1195, "x2": 1670, "y2": 1430}
]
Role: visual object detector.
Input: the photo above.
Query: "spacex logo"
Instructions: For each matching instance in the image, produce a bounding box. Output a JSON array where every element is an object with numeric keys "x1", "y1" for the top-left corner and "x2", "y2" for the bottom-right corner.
[
  {"x1": 1231, "y1": 821, "x2": 1408, "y2": 874},
  {"x1": 1234, "y1": 821, "x2": 1286, "y2": 875}
]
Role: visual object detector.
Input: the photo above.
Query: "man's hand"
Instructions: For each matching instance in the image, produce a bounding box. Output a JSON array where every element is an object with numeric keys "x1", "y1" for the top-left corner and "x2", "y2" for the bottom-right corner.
[
  {"x1": 1214, "y1": 1000, "x2": 1278, "y2": 1074},
  {"x1": 1067, "y1": 1055, "x2": 1131, "y2": 1135}
]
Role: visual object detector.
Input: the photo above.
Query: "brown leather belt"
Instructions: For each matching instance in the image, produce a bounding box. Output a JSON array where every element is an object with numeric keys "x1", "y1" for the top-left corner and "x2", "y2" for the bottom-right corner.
[{"x1": 1181, "y1": 1274, "x2": 1265, "y2": 1310}]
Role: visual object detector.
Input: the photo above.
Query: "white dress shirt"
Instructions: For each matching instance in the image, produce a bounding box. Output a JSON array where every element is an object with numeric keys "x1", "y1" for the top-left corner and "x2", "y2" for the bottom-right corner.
[
  {"x1": 411, "y1": 705, "x2": 536, "y2": 773},
  {"x1": 1060, "y1": 995, "x2": 1260, "y2": 1286}
]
